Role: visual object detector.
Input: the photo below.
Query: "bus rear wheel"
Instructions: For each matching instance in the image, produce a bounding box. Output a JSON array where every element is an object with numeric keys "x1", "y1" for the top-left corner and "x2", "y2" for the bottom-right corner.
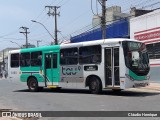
[
  {"x1": 89, "y1": 77, "x2": 102, "y2": 94},
  {"x1": 28, "y1": 77, "x2": 39, "y2": 92}
]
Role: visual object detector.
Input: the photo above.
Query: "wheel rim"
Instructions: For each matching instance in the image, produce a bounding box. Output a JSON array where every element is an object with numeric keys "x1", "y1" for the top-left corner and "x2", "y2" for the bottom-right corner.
[
  {"x1": 90, "y1": 80, "x2": 97, "y2": 90},
  {"x1": 30, "y1": 80, "x2": 36, "y2": 90}
]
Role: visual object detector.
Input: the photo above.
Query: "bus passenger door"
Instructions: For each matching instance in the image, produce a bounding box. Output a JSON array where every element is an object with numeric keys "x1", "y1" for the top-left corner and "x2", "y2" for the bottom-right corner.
[
  {"x1": 44, "y1": 53, "x2": 60, "y2": 86},
  {"x1": 105, "y1": 47, "x2": 120, "y2": 87}
]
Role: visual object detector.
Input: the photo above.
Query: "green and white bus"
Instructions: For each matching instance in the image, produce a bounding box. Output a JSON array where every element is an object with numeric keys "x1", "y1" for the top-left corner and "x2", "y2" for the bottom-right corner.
[{"x1": 8, "y1": 39, "x2": 150, "y2": 94}]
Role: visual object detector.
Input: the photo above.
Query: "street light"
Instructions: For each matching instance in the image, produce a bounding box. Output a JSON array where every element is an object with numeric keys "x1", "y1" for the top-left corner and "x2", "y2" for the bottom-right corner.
[
  {"x1": 31, "y1": 20, "x2": 55, "y2": 45},
  {"x1": 10, "y1": 41, "x2": 21, "y2": 48}
]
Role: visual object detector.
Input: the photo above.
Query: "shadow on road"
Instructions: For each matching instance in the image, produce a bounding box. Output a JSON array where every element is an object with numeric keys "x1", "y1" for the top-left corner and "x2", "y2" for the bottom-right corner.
[{"x1": 13, "y1": 88, "x2": 160, "y2": 97}]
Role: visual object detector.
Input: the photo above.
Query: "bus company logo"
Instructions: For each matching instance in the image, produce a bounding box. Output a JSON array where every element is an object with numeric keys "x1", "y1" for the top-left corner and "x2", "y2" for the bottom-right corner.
[
  {"x1": 62, "y1": 66, "x2": 81, "y2": 75},
  {"x1": 2, "y1": 112, "x2": 42, "y2": 118}
]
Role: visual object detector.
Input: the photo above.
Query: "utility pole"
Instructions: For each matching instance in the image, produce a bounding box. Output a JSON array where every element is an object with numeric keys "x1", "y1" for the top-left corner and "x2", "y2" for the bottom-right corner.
[
  {"x1": 37, "y1": 40, "x2": 42, "y2": 47},
  {"x1": 101, "y1": 0, "x2": 107, "y2": 39},
  {"x1": 2, "y1": 50, "x2": 5, "y2": 71},
  {"x1": 20, "y1": 27, "x2": 30, "y2": 48},
  {"x1": 45, "y1": 6, "x2": 60, "y2": 45}
]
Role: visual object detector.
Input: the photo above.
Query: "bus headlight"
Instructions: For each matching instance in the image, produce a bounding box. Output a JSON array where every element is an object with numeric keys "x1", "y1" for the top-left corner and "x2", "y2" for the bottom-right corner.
[
  {"x1": 125, "y1": 74, "x2": 134, "y2": 81},
  {"x1": 130, "y1": 76, "x2": 134, "y2": 81}
]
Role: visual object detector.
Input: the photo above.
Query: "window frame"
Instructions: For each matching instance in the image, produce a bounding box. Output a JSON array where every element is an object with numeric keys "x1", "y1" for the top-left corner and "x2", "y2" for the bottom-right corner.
[
  {"x1": 60, "y1": 47, "x2": 78, "y2": 65},
  {"x1": 10, "y1": 53, "x2": 20, "y2": 68},
  {"x1": 20, "y1": 52, "x2": 31, "y2": 67},
  {"x1": 31, "y1": 51, "x2": 42, "y2": 67},
  {"x1": 79, "y1": 45, "x2": 102, "y2": 64}
]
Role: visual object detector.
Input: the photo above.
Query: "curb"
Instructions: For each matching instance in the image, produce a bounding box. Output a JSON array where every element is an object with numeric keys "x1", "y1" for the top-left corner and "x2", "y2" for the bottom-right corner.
[{"x1": 138, "y1": 82, "x2": 160, "y2": 91}]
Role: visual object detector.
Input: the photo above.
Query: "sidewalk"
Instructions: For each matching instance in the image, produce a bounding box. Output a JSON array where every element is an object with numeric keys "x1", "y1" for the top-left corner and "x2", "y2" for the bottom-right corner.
[{"x1": 138, "y1": 82, "x2": 160, "y2": 91}]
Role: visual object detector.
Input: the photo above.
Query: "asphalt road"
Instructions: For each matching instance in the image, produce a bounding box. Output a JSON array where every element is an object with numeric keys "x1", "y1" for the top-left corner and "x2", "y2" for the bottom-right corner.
[
  {"x1": 0, "y1": 79, "x2": 160, "y2": 120},
  {"x1": 150, "y1": 67, "x2": 160, "y2": 82}
]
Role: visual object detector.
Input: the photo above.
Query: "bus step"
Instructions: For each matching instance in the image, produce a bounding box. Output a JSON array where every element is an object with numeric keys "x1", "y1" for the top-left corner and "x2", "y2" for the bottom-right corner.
[
  {"x1": 47, "y1": 85, "x2": 58, "y2": 89},
  {"x1": 104, "y1": 86, "x2": 120, "y2": 89}
]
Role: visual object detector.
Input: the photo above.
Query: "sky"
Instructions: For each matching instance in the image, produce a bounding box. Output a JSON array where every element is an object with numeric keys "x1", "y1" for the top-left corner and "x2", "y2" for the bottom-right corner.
[{"x1": 0, "y1": 0, "x2": 159, "y2": 50}]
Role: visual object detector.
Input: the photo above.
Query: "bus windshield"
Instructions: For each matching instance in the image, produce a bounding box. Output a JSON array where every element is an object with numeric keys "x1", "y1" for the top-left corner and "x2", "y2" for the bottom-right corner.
[{"x1": 122, "y1": 41, "x2": 150, "y2": 76}]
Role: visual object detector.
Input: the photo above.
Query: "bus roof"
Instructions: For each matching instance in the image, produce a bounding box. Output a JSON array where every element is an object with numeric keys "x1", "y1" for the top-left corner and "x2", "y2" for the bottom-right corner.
[
  {"x1": 9, "y1": 49, "x2": 20, "y2": 54},
  {"x1": 60, "y1": 38, "x2": 138, "y2": 49},
  {"x1": 9, "y1": 38, "x2": 138, "y2": 53},
  {"x1": 20, "y1": 45, "x2": 60, "y2": 53}
]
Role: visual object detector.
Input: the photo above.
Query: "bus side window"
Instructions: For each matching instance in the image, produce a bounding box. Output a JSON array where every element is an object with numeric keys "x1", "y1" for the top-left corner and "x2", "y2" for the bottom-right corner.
[
  {"x1": 20, "y1": 52, "x2": 30, "y2": 67},
  {"x1": 53, "y1": 54, "x2": 57, "y2": 68},
  {"x1": 31, "y1": 51, "x2": 42, "y2": 66},
  {"x1": 79, "y1": 45, "x2": 101, "y2": 64},
  {"x1": 11, "y1": 53, "x2": 20, "y2": 68},
  {"x1": 45, "y1": 54, "x2": 51, "y2": 69},
  {"x1": 60, "y1": 48, "x2": 78, "y2": 65}
]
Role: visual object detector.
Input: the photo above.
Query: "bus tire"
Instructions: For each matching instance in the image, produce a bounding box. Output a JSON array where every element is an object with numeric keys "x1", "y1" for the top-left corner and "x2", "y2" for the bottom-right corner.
[
  {"x1": 89, "y1": 77, "x2": 102, "y2": 94},
  {"x1": 28, "y1": 77, "x2": 39, "y2": 92}
]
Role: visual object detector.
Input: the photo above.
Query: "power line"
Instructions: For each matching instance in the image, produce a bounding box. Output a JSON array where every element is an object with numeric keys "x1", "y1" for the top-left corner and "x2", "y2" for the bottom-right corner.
[
  {"x1": 0, "y1": 38, "x2": 24, "y2": 41},
  {"x1": 45, "y1": 6, "x2": 60, "y2": 45},
  {"x1": 60, "y1": 0, "x2": 71, "y2": 6},
  {"x1": 91, "y1": 0, "x2": 98, "y2": 16},
  {"x1": 122, "y1": 0, "x2": 158, "y2": 13},
  {"x1": 58, "y1": 32, "x2": 70, "y2": 44},
  {"x1": 68, "y1": 1, "x2": 159, "y2": 39},
  {"x1": 20, "y1": 27, "x2": 30, "y2": 48},
  {"x1": 96, "y1": 0, "x2": 99, "y2": 15},
  {"x1": 143, "y1": 1, "x2": 160, "y2": 9},
  {"x1": 56, "y1": 0, "x2": 65, "y2": 6},
  {"x1": 66, "y1": 9, "x2": 154, "y2": 40},
  {"x1": 0, "y1": 30, "x2": 19, "y2": 38},
  {"x1": 29, "y1": 0, "x2": 59, "y2": 31},
  {"x1": 49, "y1": 0, "x2": 58, "y2": 6}
]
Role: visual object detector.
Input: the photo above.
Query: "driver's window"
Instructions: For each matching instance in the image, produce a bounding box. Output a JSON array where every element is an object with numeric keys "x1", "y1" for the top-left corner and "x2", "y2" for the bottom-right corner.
[{"x1": 131, "y1": 51, "x2": 140, "y2": 67}]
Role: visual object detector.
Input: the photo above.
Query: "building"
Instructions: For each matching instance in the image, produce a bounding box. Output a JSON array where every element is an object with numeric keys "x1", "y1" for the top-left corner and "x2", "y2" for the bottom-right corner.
[
  {"x1": 130, "y1": 9, "x2": 160, "y2": 63},
  {"x1": 71, "y1": 18, "x2": 129, "y2": 43},
  {"x1": 130, "y1": 7, "x2": 153, "y2": 18},
  {"x1": 92, "y1": 6, "x2": 130, "y2": 29},
  {"x1": 21, "y1": 43, "x2": 36, "y2": 48},
  {"x1": 130, "y1": 8, "x2": 160, "y2": 81},
  {"x1": 71, "y1": 6, "x2": 153, "y2": 43}
]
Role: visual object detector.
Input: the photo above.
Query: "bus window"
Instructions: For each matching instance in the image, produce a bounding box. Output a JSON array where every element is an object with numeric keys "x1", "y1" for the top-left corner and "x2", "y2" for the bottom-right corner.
[
  {"x1": 60, "y1": 48, "x2": 78, "y2": 65},
  {"x1": 45, "y1": 54, "x2": 51, "y2": 69},
  {"x1": 20, "y1": 52, "x2": 30, "y2": 67},
  {"x1": 79, "y1": 45, "x2": 101, "y2": 64},
  {"x1": 11, "y1": 53, "x2": 19, "y2": 68},
  {"x1": 53, "y1": 54, "x2": 57, "y2": 68},
  {"x1": 31, "y1": 51, "x2": 42, "y2": 66},
  {"x1": 122, "y1": 41, "x2": 150, "y2": 76}
]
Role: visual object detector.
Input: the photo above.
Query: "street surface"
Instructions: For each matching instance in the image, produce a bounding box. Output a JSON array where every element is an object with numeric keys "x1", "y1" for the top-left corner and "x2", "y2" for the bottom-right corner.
[
  {"x1": 0, "y1": 78, "x2": 160, "y2": 120},
  {"x1": 150, "y1": 67, "x2": 160, "y2": 82}
]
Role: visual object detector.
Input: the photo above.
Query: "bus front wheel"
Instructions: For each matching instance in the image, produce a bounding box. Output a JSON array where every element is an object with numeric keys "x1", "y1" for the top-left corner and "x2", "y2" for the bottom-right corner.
[
  {"x1": 89, "y1": 77, "x2": 102, "y2": 94},
  {"x1": 28, "y1": 77, "x2": 39, "y2": 92}
]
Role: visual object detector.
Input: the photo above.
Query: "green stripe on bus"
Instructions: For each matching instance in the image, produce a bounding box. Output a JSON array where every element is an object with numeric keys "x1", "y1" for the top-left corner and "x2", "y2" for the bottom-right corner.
[
  {"x1": 20, "y1": 45, "x2": 60, "y2": 53},
  {"x1": 129, "y1": 70, "x2": 146, "y2": 81}
]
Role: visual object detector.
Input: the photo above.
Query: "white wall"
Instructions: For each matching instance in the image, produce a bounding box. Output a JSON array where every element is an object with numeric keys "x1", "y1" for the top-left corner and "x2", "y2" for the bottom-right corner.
[{"x1": 130, "y1": 9, "x2": 160, "y2": 44}]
